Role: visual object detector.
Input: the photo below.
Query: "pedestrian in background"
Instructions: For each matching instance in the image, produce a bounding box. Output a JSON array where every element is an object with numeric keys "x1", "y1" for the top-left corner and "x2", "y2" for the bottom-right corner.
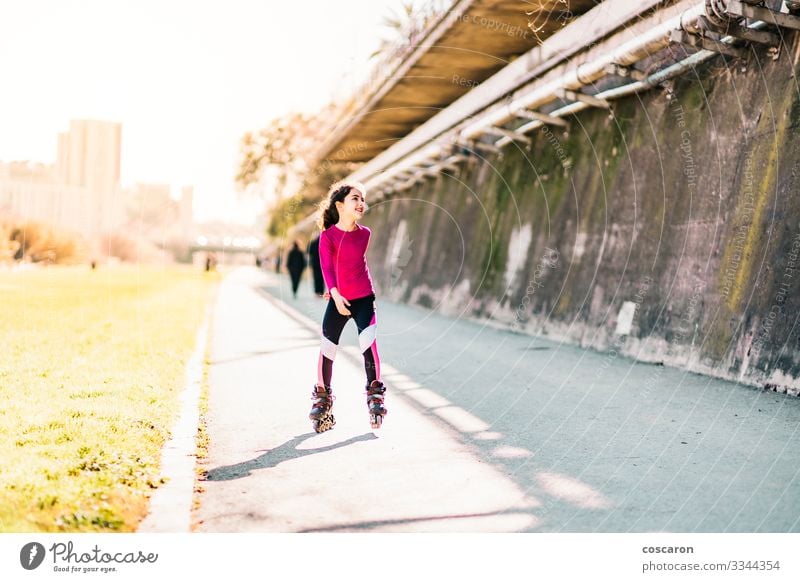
[
  {"x1": 307, "y1": 233, "x2": 324, "y2": 297},
  {"x1": 286, "y1": 240, "x2": 306, "y2": 299}
]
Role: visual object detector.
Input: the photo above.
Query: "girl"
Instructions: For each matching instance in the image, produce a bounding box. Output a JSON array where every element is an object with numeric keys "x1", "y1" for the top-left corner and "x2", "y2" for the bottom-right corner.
[{"x1": 309, "y1": 181, "x2": 387, "y2": 432}]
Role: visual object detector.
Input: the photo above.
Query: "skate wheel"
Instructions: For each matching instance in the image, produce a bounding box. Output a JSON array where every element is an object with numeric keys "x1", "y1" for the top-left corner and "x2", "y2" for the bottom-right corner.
[
  {"x1": 370, "y1": 414, "x2": 383, "y2": 429},
  {"x1": 313, "y1": 413, "x2": 335, "y2": 433}
]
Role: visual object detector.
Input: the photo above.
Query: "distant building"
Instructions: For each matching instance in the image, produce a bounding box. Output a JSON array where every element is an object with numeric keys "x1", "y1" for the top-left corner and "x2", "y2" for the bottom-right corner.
[
  {"x1": 0, "y1": 119, "x2": 125, "y2": 235},
  {"x1": 0, "y1": 119, "x2": 199, "y2": 249},
  {"x1": 0, "y1": 161, "x2": 90, "y2": 233},
  {"x1": 57, "y1": 119, "x2": 121, "y2": 195},
  {"x1": 57, "y1": 119, "x2": 124, "y2": 233}
]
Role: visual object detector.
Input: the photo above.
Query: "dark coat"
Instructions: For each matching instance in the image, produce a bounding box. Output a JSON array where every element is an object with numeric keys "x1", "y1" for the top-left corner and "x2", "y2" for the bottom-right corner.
[{"x1": 287, "y1": 247, "x2": 307, "y2": 274}]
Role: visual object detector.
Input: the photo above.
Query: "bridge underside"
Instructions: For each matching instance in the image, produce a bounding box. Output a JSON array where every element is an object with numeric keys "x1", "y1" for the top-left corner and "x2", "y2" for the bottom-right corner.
[{"x1": 319, "y1": 0, "x2": 603, "y2": 164}]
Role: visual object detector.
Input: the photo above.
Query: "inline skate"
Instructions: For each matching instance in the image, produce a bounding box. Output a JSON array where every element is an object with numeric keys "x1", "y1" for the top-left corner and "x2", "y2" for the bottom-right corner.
[
  {"x1": 366, "y1": 380, "x2": 387, "y2": 429},
  {"x1": 309, "y1": 384, "x2": 335, "y2": 433}
]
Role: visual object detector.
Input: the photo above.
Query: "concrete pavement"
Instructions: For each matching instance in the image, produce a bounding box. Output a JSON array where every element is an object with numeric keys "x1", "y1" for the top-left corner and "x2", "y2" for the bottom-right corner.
[{"x1": 192, "y1": 267, "x2": 800, "y2": 532}]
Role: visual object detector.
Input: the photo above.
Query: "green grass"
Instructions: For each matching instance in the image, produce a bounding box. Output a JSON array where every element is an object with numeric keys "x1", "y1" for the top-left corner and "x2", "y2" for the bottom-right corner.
[{"x1": 0, "y1": 264, "x2": 219, "y2": 532}]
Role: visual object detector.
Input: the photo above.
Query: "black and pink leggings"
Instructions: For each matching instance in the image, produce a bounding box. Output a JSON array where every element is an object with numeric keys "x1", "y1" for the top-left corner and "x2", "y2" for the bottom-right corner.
[{"x1": 317, "y1": 293, "x2": 381, "y2": 388}]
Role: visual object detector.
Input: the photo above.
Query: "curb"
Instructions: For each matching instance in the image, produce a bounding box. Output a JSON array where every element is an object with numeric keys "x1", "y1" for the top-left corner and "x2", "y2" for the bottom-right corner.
[{"x1": 137, "y1": 293, "x2": 214, "y2": 532}]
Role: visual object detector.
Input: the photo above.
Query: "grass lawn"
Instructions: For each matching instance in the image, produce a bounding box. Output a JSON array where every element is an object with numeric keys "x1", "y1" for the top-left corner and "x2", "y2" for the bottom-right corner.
[{"x1": 0, "y1": 264, "x2": 219, "y2": 532}]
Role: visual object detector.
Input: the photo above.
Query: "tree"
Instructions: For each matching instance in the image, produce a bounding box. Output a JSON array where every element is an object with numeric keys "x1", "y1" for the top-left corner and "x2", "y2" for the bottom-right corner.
[
  {"x1": 369, "y1": 1, "x2": 417, "y2": 60},
  {"x1": 237, "y1": 107, "x2": 356, "y2": 238},
  {"x1": 236, "y1": 111, "x2": 317, "y2": 195}
]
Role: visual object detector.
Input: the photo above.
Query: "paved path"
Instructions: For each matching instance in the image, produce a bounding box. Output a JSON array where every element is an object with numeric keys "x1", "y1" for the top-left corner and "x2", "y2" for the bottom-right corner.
[{"x1": 192, "y1": 267, "x2": 800, "y2": 532}]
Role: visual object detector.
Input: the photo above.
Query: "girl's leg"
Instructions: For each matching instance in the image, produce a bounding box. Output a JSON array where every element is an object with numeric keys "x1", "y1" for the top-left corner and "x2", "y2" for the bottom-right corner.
[
  {"x1": 351, "y1": 294, "x2": 381, "y2": 384},
  {"x1": 351, "y1": 294, "x2": 386, "y2": 427},
  {"x1": 318, "y1": 298, "x2": 349, "y2": 387}
]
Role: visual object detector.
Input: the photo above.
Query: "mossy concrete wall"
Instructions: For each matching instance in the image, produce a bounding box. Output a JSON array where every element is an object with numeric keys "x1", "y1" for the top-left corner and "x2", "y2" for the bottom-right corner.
[{"x1": 363, "y1": 35, "x2": 800, "y2": 396}]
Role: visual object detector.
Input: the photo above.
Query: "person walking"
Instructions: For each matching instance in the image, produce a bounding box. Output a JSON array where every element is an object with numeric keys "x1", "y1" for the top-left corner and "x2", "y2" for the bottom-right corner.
[
  {"x1": 308, "y1": 181, "x2": 387, "y2": 432},
  {"x1": 307, "y1": 234, "x2": 325, "y2": 297},
  {"x1": 286, "y1": 241, "x2": 306, "y2": 299}
]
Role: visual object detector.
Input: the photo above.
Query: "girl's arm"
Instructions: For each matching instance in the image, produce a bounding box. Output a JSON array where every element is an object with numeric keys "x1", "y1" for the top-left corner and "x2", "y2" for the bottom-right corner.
[
  {"x1": 319, "y1": 231, "x2": 341, "y2": 298},
  {"x1": 319, "y1": 231, "x2": 350, "y2": 313}
]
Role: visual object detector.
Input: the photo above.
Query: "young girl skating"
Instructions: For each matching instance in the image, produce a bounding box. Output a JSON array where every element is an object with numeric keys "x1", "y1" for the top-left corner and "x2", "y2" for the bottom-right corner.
[{"x1": 309, "y1": 181, "x2": 387, "y2": 432}]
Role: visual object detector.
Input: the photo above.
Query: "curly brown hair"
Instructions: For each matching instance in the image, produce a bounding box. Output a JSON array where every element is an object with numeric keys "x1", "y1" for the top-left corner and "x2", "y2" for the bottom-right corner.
[{"x1": 316, "y1": 181, "x2": 367, "y2": 230}]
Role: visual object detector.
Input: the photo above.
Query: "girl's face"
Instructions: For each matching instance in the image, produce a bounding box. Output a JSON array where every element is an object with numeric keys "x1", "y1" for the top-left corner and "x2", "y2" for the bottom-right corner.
[{"x1": 336, "y1": 188, "x2": 366, "y2": 220}]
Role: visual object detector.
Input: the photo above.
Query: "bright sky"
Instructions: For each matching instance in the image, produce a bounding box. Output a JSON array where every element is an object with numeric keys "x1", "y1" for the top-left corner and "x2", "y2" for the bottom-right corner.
[{"x1": 0, "y1": 0, "x2": 415, "y2": 224}]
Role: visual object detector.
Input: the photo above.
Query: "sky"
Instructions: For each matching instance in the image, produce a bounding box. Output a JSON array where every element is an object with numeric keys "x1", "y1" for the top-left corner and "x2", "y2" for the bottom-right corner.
[{"x1": 0, "y1": 0, "x2": 418, "y2": 224}]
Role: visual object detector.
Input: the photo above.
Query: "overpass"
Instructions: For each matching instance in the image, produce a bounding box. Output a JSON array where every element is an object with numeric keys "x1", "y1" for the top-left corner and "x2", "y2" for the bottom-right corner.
[
  {"x1": 188, "y1": 222, "x2": 264, "y2": 265},
  {"x1": 297, "y1": 0, "x2": 800, "y2": 232},
  {"x1": 353, "y1": 0, "x2": 800, "y2": 197},
  {"x1": 312, "y1": 0, "x2": 604, "y2": 164}
]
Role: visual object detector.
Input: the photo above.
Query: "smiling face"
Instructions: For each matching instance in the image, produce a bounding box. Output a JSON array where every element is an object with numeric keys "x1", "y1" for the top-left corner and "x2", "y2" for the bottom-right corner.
[{"x1": 335, "y1": 187, "x2": 366, "y2": 221}]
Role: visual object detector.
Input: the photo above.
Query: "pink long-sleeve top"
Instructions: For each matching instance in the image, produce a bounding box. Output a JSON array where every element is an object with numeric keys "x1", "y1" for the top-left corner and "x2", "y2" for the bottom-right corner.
[{"x1": 319, "y1": 223, "x2": 376, "y2": 300}]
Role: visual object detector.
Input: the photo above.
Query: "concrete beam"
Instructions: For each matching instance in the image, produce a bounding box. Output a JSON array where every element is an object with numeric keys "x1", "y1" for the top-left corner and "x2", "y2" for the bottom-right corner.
[
  {"x1": 555, "y1": 89, "x2": 611, "y2": 109},
  {"x1": 727, "y1": 0, "x2": 800, "y2": 29},
  {"x1": 471, "y1": 141, "x2": 502, "y2": 154},
  {"x1": 697, "y1": 14, "x2": 781, "y2": 45},
  {"x1": 513, "y1": 109, "x2": 569, "y2": 127},
  {"x1": 604, "y1": 63, "x2": 648, "y2": 82},
  {"x1": 483, "y1": 126, "x2": 532, "y2": 144},
  {"x1": 668, "y1": 28, "x2": 747, "y2": 58}
]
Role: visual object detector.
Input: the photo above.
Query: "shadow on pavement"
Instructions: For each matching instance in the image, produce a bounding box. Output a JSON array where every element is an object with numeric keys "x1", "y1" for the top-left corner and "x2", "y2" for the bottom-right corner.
[
  {"x1": 204, "y1": 432, "x2": 378, "y2": 481},
  {"x1": 296, "y1": 508, "x2": 536, "y2": 533},
  {"x1": 209, "y1": 342, "x2": 319, "y2": 366}
]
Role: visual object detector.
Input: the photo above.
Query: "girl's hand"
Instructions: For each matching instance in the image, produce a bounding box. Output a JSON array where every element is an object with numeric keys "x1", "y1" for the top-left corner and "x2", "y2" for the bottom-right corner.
[
  {"x1": 334, "y1": 296, "x2": 351, "y2": 316},
  {"x1": 323, "y1": 291, "x2": 331, "y2": 300}
]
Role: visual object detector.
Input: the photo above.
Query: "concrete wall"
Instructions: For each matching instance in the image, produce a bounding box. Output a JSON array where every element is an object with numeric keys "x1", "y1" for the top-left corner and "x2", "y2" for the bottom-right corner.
[{"x1": 362, "y1": 34, "x2": 800, "y2": 396}]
